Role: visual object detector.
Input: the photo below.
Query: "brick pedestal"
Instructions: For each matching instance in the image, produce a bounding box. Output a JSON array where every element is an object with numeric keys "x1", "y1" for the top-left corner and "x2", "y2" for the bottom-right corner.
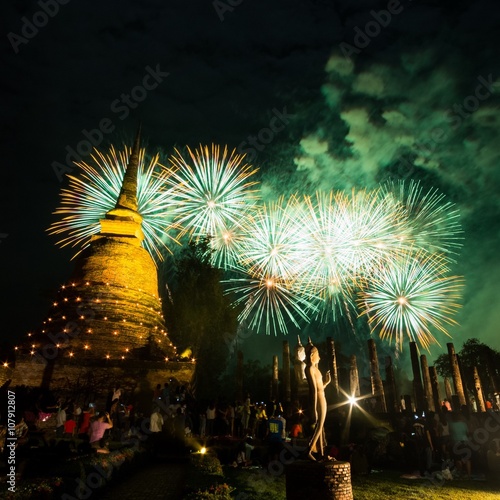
[{"x1": 286, "y1": 460, "x2": 353, "y2": 500}]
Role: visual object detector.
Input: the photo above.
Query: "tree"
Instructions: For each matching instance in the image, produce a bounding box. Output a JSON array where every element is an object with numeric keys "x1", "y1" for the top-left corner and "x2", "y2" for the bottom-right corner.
[
  {"x1": 219, "y1": 359, "x2": 272, "y2": 403},
  {"x1": 434, "y1": 338, "x2": 500, "y2": 395},
  {"x1": 163, "y1": 239, "x2": 239, "y2": 400},
  {"x1": 434, "y1": 352, "x2": 452, "y2": 379}
]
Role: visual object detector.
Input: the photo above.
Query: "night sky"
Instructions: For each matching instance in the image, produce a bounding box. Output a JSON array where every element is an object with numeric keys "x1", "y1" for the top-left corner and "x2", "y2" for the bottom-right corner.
[{"x1": 1, "y1": 0, "x2": 500, "y2": 370}]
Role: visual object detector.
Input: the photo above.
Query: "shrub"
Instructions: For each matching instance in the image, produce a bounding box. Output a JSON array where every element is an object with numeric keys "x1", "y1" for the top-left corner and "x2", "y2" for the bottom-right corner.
[
  {"x1": 190, "y1": 452, "x2": 224, "y2": 476},
  {"x1": 186, "y1": 482, "x2": 235, "y2": 499}
]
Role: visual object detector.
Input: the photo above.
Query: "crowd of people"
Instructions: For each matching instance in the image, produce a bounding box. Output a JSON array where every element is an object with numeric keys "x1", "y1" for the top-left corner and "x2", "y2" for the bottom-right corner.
[
  {"x1": 383, "y1": 399, "x2": 500, "y2": 480},
  {"x1": 4, "y1": 381, "x2": 500, "y2": 481}
]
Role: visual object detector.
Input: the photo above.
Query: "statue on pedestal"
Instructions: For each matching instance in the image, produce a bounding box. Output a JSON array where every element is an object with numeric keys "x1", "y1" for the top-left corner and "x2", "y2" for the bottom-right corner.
[{"x1": 305, "y1": 337, "x2": 331, "y2": 461}]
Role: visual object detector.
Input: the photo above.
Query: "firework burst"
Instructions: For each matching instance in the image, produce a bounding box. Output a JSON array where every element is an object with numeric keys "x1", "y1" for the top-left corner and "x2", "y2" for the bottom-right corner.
[
  {"x1": 357, "y1": 250, "x2": 463, "y2": 351},
  {"x1": 225, "y1": 271, "x2": 315, "y2": 336},
  {"x1": 333, "y1": 188, "x2": 410, "y2": 276},
  {"x1": 48, "y1": 145, "x2": 180, "y2": 261},
  {"x1": 290, "y1": 191, "x2": 357, "y2": 321},
  {"x1": 167, "y1": 144, "x2": 260, "y2": 267},
  {"x1": 381, "y1": 180, "x2": 463, "y2": 259},
  {"x1": 237, "y1": 195, "x2": 307, "y2": 279}
]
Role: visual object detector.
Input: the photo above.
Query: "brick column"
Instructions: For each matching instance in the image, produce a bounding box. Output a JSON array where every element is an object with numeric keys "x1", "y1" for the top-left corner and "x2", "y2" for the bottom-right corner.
[
  {"x1": 420, "y1": 354, "x2": 434, "y2": 412},
  {"x1": 473, "y1": 366, "x2": 486, "y2": 412},
  {"x1": 447, "y1": 343, "x2": 466, "y2": 407},
  {"x1": 286, "y1": 460, "x2": 353, "y2": 500},
  {"x1": 326, "y1": 337, "x2": 340, "y2": 403},
  {"x1": 349, "y1": 355, "x2": 360, "y2": 398},
  {"x1": 429, "y1": 366, "x2": 442, "y2": 414},
  {"x1": 283, "y1": 341, "x2": 291, "y2": 403},
  {"x1": 409, "y1": 342, "x2": 425, "y2": 414},
  {"x1": 367, "y1": 339, "x2": 387, "y2": 412}
]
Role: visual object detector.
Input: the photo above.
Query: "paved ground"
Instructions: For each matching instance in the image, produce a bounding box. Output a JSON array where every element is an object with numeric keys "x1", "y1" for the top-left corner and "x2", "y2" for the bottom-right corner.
[{"x1": 97, "y1": 457, "x2": 189, "y2": 500}]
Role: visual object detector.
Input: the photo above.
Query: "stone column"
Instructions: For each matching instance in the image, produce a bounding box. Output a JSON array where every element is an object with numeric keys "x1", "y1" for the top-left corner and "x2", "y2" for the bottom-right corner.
[
  {"x1": 447, "y1": 343, "x2": 466, "y2": 407},
  {"x1": 349, "y1": 355, "x2": 360, "y2": 398},
  {"x1": 409, "y1": 342, "x2": 425, "y2": 414},
  {"x1": 473, "y1": 366, "x2": 486, "y2": 412},
  {"x1": 385, "y1": 356, "x2": 398, "y2": 413},
  {"x1": 444, "y1": 377, "x2": 453, "y2": 403},
  {"x1": 486, "y1": 349, "x2": 500, "y2": 394},
  {"x1": 457, "y1": 354, "x2": 471, "y2": 410},
  {"x1": 429, "y1": 366, "x2": 442, "y2": 414},
  {"x1": 326, "y1": 337, "x2": 340, "y2": 403},
  {"x1": 420, "y1": 355, "x2": 434, "y2": 412},
  {"x1": 272, "y1": 355, "x2": 279, "y2": 401},
  {"x1": 367, "y1": 339, "x2": 387, "y2": 412},
  {"x1": 283, "y1": 341, "x2": 291, "y2": 403},
  {"x1": 403, "y1": 395, "x2": 413, "y2": 413}
]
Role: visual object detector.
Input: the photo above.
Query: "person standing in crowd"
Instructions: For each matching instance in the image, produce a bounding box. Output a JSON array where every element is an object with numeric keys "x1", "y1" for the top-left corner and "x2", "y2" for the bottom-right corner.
[
  {"x1": 112, "y1": 386, "x2": 122, "y2": 403},
  {"x1": 153, "y1": 383, "x2": 162, "y2": 402},
  {"x1": 78, "y1": 404, "x2": 95, "y2": 437},
  {"x1": 162, "y1": 383, "x2": 170, "y2": 405},
  {"x1": 89, "y1": 411, "x2": 113, "y2": 452},
  {"x1": 449, "y1": 411, "x2": 471, "y2": 479},
  {"x1": 234, "y1": 401, "x2": 243, "y2": 437},
  {"x1": 150, "y1": 406, "x2": 164, "y2": 433},
  {"x1": 437, "y1": 411, "x2": 451, "y2": 461},
  {"x1": 242, "y1": 397, "x2": 251, "y2": 437},
  {"x1": 55, "y1": 400, "x2": 67, "y2": 438},
  {"x1": 267, "y1": 410, "x2": 284, "y2": 462},
  {"x1": 206, "y1": 402, "x2": 216, "y2": 437}
]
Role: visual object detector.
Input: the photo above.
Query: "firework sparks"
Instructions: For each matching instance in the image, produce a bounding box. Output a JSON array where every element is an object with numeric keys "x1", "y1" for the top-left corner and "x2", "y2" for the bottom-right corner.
[
  {"x1": 225, "y1": 271, "x2": 315, "y2": 336},
  {"x1": 333, "y1": 188, "x2": 409, "y2": 276},
  {"x1": 48, "y1": 140, "x2": 465, "y2": 345},
  {"x1": 291, "y1": 191, "x2": 357, "y2": 320},
  {"x1": 357, "y1": 251, "x2": 463, "y2": 351},
  {"x1": 208, "y1": 218, "x2": 248, "y2": 270},
  {"x1": 381, "y1": 180, "x2": 463, "y2": 259},
  {"x1": 48, "y1": 145, "x2": 180, "y2": 261},
  {"x1": 237, "y1": 196, "x2": 307, "y2": 279},
  {"x1": 167, "y1": 145, "x2": 260, "y2": 262}
]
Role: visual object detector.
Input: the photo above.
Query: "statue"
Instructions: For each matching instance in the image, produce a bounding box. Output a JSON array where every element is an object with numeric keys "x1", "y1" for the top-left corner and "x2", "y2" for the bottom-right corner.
[
  {"x1": 305, "y1": 337, "x2": 331, "y2": 461},
  {"x1": 293, "y1": 335, "x2": 306, "y2": 386}
]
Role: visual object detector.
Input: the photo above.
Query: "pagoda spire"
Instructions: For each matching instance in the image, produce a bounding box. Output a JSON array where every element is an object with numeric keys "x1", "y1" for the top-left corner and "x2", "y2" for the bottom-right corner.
[
  {"x1": 95, "y1": 126, "x2": 144, "y2": 245},
  {"x1": 116, "y1": 125, "x2": 141, "y2": 212}
]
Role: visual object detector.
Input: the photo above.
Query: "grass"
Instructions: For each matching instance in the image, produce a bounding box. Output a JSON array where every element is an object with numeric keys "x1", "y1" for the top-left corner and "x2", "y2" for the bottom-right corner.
[
  {"x1": 222, "y1": 467, "x2": 500, "y2": 499},
  {"x1": 352, "y1": 471, "x2": 500, "y2": 500}
]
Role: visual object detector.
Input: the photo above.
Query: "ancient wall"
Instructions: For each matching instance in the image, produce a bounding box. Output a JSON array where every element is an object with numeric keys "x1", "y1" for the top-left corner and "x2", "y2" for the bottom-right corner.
[{"x1": 3, "y1": 358, "x2": 195, "y2": 412}]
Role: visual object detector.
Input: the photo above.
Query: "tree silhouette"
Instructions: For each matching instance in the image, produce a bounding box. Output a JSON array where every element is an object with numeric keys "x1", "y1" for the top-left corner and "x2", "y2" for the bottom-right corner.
[
  {"x1": 434, "y1": 338, "x2": 500, "y2": 396},
  {"x1": 164, "y1": 239, "x2": 239, "y2": 400}
]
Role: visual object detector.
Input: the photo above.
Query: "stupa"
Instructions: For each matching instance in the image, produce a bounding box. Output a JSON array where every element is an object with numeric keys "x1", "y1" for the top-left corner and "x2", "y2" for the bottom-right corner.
[{"x1": 5, "y1": 130, "x2": 194, "y2": 399}]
